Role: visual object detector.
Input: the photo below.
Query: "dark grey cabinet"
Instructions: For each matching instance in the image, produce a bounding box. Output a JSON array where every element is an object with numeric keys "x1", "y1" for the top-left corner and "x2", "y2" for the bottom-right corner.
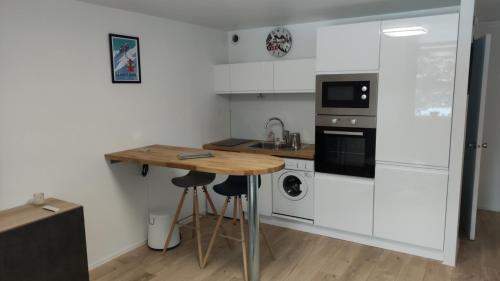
[{"x1": 0, "y1": 199, "x2": 89, "y2": 281}]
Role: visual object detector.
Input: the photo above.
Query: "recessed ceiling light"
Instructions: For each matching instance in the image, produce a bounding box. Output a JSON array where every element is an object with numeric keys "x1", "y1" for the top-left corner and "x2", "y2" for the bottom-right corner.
[{"x1": 383, "y1": 26, "x2": 428, "y2": 37}]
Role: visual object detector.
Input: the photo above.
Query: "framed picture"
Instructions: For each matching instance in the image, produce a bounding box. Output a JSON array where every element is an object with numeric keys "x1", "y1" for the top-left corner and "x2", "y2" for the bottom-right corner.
[{"x1": 109, "y1": 33, "x2": 141, "y2": 83}]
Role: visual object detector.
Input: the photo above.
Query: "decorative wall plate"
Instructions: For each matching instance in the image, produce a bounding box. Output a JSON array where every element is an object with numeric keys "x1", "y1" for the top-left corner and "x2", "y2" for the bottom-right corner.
[{"x1": 266, "y1": 27, "x2": 292, "y2": 57}]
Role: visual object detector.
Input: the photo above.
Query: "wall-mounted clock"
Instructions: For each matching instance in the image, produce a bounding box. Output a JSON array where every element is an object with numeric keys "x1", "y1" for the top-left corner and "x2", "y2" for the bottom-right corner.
[{"x1": 266, "y1": 27, "x2": 292, "y2": 57}]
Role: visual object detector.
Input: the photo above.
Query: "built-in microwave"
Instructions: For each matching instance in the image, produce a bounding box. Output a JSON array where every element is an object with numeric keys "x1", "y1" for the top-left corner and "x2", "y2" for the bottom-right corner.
[{"x1": 316, "y1": 73, "x2": 378, "y2": 116}]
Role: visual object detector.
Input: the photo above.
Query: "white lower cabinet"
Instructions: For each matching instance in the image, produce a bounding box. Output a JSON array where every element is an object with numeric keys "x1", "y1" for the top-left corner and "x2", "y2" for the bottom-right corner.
[
  {"x1": 374, "y1": 164, "x2": 448, "y2": 250},
  {"x1": 314, "y1": 173, "x2": 374, "y2": 236},
  {"x1": 242, "y1": 174, "x2": 273, "y2": 217},
  {"x1": 208, "y1": 174, "x2": 272, "y2": 217}
]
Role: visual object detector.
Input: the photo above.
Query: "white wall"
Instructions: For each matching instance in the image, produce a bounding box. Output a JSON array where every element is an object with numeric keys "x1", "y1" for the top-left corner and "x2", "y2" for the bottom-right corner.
[
  {"x1": 227, "y1": 22, "x2": 322, "y2": 143},
  {"x1": 0, "y1": 0, "x2": 229, "y2": 268},
  {"x1": 229, "y1": 94, "x2": 315, "y2": 143},
  {"x1": 475, "y1": 21, "x2": 500, "y2": 212}
]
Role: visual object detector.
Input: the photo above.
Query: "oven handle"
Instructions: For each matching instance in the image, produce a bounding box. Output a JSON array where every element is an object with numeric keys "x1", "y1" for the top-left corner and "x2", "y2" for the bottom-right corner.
[{"x1": 323, "y1": 130, "x2": 364, "y2": 136}]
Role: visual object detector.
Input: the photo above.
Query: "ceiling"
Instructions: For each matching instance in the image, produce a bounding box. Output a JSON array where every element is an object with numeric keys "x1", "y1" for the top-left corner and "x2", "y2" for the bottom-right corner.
[
  {"x1": 77, "y1": 0, "x2": 460, "y2": 30},
  {"x1": 476, "y1": 0, "x2": 500, "y2": 22}
]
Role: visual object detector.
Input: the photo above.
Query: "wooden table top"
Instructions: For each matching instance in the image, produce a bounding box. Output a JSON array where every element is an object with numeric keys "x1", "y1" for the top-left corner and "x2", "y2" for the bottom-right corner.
[
  {"x1": 0, "y1": 198, "x2": 81, "y2": 234},
  {"x1": 104, "y1": 144, "x2": 285, "y2": 176},
  {"x1": 203, "y1": 139, "x2": 315, "y2": 160}
]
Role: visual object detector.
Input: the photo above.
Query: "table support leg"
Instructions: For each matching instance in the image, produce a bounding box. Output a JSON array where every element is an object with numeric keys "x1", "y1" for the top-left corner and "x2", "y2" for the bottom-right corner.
[{"x1": 247, "y1": 175, "x2": 260, "y2": 281}]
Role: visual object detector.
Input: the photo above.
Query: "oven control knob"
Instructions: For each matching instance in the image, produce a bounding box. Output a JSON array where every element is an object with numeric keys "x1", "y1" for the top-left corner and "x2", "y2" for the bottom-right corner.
[
  {"x1": 350, "y1": 119, "x2": 357, "y2": 125},
  {"x1": 331, "y1": 118, "x2": 338, "y2": 124},
  {"x1": 361, "y1": 86, "x2": 368, "y2": 92},
  {"x1": 361, "y1": 94, "x2": 367, "y2": 100}
]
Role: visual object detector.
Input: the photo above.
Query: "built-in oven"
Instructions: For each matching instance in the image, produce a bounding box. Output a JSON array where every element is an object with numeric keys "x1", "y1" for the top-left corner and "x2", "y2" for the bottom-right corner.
[
  {"x1": 314, "y1": 115, "x2": 376, "y2": 178},
  {"x1": 316, "y1": 73, "x2": 378, "y2": 116}
]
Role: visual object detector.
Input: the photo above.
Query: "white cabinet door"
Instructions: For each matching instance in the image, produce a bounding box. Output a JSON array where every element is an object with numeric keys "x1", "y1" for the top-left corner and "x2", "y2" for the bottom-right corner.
[
  {"x1": 242, "y1": 174, "x2": 273, "y2": 217},
  {"x1": 314, "y1": 173, "x2": 374, "y2": 236},
  {"x1": 316, "y1": 21, "x2": 381, "y2": 73},
  {"x1": 374, "y1": 164, "x2": 448, "y2": 250},
  {"x1": 208, "y1": 174, "x2": 272, "y2": 218},
  {"x1": 213, "y1": 64, "x2": 230, "y2": 93},
  {"x1": 230, "y1": 62, "x2": 274, "y2": 93},
  {"x1": 376, "y1": 14, "x2": 459, "y2": 167},
  {"x1": 274, "y1": 58, "x2": 315, "y2": 92}
]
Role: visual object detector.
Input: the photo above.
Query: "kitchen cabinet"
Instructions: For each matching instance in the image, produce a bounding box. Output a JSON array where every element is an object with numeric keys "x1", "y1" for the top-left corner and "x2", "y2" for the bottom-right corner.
[
  {"x1": 213, "y1": 64, "x2": 230, "y2": 93},
  {"x1": 374, "y1": 164, "x2": 448, "y2": 250},
  {"x1": 376, "y1": 14, "x2": 459, "y2": 168},
  {"x1": 316, "y1": 21, "x2": 381, "y2": 74},
  {"x1": 314, "y1": 173, "x2": 374, "y2": 236},
  {"x1": 242, "y1": 173, "x2": 273, "y2": 217},
  {"x1": 230, "y1": 61, "x2": 274, "y2": 93},
  {"x1": 213, "y1": 59, "x2": 315, "y2": 94},
  {"x1": 273, "y1": 58, "x2": 315, "y2": 92}
]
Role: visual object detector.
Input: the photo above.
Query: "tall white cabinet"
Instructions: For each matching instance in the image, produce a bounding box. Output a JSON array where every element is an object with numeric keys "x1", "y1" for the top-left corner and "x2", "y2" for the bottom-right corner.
[
  {"x1": 376, "y1": 14, "x2": 459, "y2": 168},
  {"x1": 374, "y1": 14, "x2": 459, "y2": 250}
]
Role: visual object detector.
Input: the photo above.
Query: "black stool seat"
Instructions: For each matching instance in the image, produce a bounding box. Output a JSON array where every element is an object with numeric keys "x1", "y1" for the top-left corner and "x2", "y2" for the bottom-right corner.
[
  {"x1": 172, "y1": 171, "x2": 215, "y2": 188},
  {"x1": 213, "y1": 176, "x2": 261, "y2": 197}
]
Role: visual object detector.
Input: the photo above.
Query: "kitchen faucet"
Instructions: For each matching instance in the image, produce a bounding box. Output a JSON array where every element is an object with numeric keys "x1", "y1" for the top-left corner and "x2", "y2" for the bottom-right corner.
[{"x1": 265, "y1": 117, "x2": 289, "y2": 144}]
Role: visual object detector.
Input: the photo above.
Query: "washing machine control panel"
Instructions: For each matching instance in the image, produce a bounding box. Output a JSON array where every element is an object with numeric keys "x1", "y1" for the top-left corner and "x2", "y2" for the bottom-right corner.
[{"x1": 283, "y1": 158, "x2": 314, "y2": 172}]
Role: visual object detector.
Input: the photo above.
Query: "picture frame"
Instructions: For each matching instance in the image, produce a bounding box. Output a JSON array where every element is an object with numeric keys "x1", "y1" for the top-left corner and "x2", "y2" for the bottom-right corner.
[{"x1": 108, "y1": 33, "x2": 141, "y2": 83}]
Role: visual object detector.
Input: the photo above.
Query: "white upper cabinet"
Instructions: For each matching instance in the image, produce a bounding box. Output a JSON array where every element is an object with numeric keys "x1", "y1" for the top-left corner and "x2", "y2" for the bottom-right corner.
[
  {"x1": 376, "y1": 14, "x2": 459, "y2": 168},
  {"x1": 213, "y1": 64, "x2": 230, "y2": 93},
  {"x1": 316, "y1": 21, "x2": 381, "y2": 74},
  {"x1": 374, "y1": 164, "x2": 448, "y2": 250},
  {"x1": 230, "y1": 61, "x2": 274, "y2": 93},
  {"x1": 273, "y1": 58, "x2": 315, "y2": 92},
  {"x1": 315, "y1": 173, "x2": 374, "y2": 236},
  {"x1": 214, "y1": 59, "x2": 315, "y2": 94}
]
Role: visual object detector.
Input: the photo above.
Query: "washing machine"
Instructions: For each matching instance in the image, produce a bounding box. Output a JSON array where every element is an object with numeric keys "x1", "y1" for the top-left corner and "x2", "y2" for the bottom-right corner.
[{"x1": 273, "y1": 158, "x2": 314, "y2": 222}]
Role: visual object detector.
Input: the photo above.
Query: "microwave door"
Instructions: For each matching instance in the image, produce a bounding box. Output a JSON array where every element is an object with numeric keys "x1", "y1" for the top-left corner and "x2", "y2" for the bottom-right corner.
[{"x1": 315, "y1": 73, "x2": 378, "y2": 116}]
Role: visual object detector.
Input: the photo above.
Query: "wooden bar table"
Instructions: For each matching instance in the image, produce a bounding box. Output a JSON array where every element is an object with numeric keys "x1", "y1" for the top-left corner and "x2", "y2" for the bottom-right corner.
[{"x1": 105, "y1": 144, "x2": 284, "y2": 281}]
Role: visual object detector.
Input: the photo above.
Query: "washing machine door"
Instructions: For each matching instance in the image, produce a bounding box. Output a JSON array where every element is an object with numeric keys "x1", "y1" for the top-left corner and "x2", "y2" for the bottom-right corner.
[{"x1": 278, "y1": 172, "x2": 308, "y2": 201}]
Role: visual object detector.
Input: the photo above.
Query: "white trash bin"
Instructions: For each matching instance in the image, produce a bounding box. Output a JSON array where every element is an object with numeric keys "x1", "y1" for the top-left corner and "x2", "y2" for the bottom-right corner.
[{"x1": 148, "y1": 208, "x2": 181, "y2": 250}]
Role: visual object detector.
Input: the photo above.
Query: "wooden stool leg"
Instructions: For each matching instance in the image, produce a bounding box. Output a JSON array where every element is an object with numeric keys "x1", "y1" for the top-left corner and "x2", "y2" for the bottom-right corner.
[
  {"x1": 193, "y1": 188, "x2": 203, "y2": 267},
  {"x1": 261, "y1": 224, "x2": 275, "y2": 260},
  {"x1": 163, "y1": 188, "x2": 188, "y2": 253},
  {"x1": 202, "y1": 187, "x2": 232, "y2": 249},
  {"x1": 232, "y1": 196, "x2": 238, "y2": 225},
  {"x1": 238, "y1": 197, "x2": 249, "y2": 281},
  {"x1": 202, "y1": 197, "x2": 230, "y2": 268}
]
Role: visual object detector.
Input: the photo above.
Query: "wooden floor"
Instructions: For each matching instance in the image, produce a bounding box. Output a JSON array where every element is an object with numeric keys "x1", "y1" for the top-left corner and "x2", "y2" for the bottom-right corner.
[{"x1": 90, "y1": 210, "x2": 500, "y2": 281}]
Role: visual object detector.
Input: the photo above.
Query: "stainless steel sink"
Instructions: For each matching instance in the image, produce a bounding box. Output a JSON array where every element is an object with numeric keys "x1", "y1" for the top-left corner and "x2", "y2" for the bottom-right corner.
[
  {"x1": 248, "y1": 141, "x2": 309, "y2": 151},
  {"x1": 248, "y1": 142, "x2": 288, "y2": 150}
]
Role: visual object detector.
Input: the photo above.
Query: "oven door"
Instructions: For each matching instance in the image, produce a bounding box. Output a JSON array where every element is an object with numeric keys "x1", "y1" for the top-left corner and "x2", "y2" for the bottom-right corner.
[
  {"x1": 314, "y1": 126, "x2": 376, "y2": 178},
  {"x1": 316, "y1": 74, "x2": 378, "y2": 116}
]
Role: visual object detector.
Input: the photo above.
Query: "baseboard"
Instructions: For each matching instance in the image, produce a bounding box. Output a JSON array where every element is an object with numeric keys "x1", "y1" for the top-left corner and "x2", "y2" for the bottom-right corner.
[
  {"x1": 88, "y1": 239, "x2": 147, "y2": 270},
  {"x1": 261, "y1": 216, "x2": 445, "y2": 262}
]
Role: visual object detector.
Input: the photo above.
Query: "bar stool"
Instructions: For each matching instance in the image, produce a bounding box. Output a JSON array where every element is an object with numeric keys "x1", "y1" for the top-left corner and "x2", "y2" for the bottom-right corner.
[
  {"x1": 203, "y1": 176, "x2": 275, "y2": 281},
  {"x1": 163, "y1": 170, "x2": 231, "y2": 267}
]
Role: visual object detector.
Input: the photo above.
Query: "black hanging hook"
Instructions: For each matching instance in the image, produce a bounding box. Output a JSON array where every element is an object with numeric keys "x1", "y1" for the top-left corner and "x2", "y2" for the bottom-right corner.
[{"x1": 141, "y1": 164, "x2": 149, "y2": 177}]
